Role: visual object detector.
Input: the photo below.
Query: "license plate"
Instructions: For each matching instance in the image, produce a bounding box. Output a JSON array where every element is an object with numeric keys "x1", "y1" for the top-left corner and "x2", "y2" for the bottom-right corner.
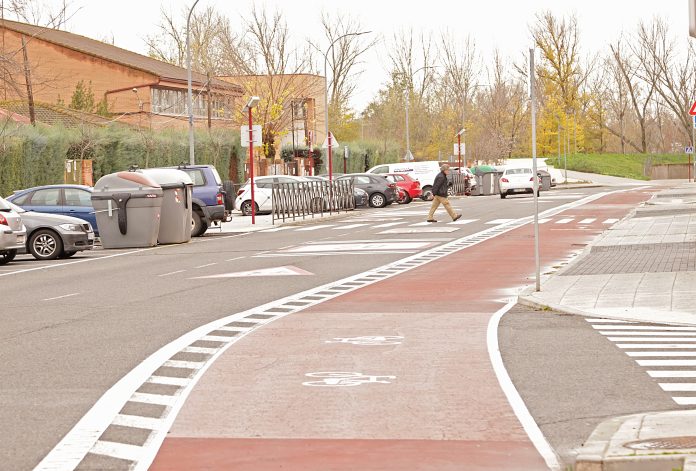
[
  {"x1": 17, "y1": 234, "x2": 24, "y2": 244},
  {"x1": 88, "y1": 233, "x2": 95, "y2": 241}
]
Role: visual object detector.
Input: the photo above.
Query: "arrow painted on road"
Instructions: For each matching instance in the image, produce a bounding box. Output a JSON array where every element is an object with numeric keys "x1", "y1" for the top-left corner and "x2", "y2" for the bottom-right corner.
[{"x1": 192, "y1": 265, "x2": 313, "y2": 279}]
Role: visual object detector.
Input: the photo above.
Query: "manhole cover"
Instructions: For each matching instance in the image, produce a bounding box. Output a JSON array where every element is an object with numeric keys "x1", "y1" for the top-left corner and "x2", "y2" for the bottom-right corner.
[{"x1": 624, "y1": 436, "x2": 696, "y2": 450}]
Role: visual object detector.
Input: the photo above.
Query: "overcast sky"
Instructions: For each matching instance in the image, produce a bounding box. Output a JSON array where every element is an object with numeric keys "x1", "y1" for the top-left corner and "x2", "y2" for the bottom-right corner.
[{"x1": 50, "y1": 0, "x2": 689, "y2": 111}]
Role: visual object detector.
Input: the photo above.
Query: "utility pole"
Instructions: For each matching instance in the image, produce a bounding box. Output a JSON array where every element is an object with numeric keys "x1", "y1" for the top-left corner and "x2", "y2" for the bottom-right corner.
[
  {"x1": 20, "y1": 35, "x2": 35, "y2": 126},
  {"x1": 530, "y1": 48, "x2": 540, "y2": 293},
  {"x1": 186, "y1": 0, "x2": 201, "y2": 165},
  {"x1": 557, "y1": 121, "x2": 561, "y2": 168},
  {"x1": 206, "y1": 72, "x2": 212, "y2": 131},
  {"x1": 404, "y1": 90, "x2": 411, "y2": 161}
]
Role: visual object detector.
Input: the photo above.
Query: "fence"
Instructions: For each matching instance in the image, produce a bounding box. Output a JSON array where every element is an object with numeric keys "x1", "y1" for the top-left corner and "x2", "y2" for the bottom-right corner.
[{"x1": 272, "y1": 179, "x2": 355, "y2": 224}]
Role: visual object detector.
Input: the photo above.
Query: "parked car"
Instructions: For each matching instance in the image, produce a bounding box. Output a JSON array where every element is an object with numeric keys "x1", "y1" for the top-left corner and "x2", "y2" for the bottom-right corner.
[
  {"x1": 384, "y1": 173, "x2": 422, "y2": 204},
  {"x1": 499, "y1": 168, "x2": 542, "y2": 199},
  {"x1": 168, "y1": 164, "x2": 231, "y2": 236},
  {"x1": 367, "y1": 161, "x2": 440, "y2": 200},
  {"x1": 0, "y1": 197, "x2": 27, "y2": 265},
  {"x1": 7, "y1": 184, "x2": 98, "y2": 235},
  {"x1": 235, "y1": 175, "x2": 309, "y2": 216},
  {"x1": 7, "y1": 200, "x2": 94, "y2": 260},
  {"x1": 337, "y1": 174, "x2": 398, "y2": 208}
]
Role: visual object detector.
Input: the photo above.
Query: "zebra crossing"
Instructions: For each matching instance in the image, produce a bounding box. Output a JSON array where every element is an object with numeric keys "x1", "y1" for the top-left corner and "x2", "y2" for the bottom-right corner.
[
  {"x1": 587, "y1": 318, "x2": 696, "y2": 406},
  {"x1": 260, "y1": 215, "x2": 621, "y2": 234}
]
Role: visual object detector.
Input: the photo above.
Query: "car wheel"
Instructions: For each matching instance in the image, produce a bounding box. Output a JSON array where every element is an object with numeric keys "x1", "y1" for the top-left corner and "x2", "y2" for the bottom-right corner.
[
  {"x1": 29, "y1": 229, "x2": 63, "y2": 260},
  {"x1": 369, "y1": 192, "x2": 387, "y2": 208},
  {"x1": 240, "y1": 200, "x2": 259, "y2": 217},
  {"x1": 60, "y1": 251, "x2": 78, "y2": 258},
  {"x1": 191, "y1": 210, "x2": 205, "y2": 237},
  {"x1": 0, "y1": 250, "x2": 17, "y2": 265},
  {"x1": 401, "y1": 193, "x2": 412, "y2": 204},
  {"x1": 421, "y1": 186, "x2": 433, "y2": 201},
  {"x1": 500, "y1": 192, "x2": 507, "y2": 199}
]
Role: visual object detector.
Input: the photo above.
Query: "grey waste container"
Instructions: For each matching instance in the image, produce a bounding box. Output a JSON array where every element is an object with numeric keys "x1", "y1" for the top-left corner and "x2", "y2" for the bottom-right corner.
[
  {"x1": 493, "y1": 171, "x2": 503, "y2": 194},
  {"x1": 481, "y1": 172, "x2": 497, "y2": 195},
  {"x1": 472, "y1": 175, "x2": 483, "y2": 196},
  {"x1": 91, "y1": 171, "x2": 163, "y2": 249},
  {"x1": 140, "y1": 169, "x2": 193, "y2": 244},
  {"x1": 539, "y1": 172, "x2": 552, "y2": 191}
]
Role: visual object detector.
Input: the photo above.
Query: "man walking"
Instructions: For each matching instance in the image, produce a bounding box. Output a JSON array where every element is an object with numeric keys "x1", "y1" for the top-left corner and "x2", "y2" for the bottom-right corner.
[{"x1": 427, "y1": 164, "x2": 462, "y2": 223}]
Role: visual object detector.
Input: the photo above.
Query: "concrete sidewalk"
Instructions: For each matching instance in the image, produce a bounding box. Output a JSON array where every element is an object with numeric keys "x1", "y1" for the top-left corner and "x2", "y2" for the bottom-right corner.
[
  {"x1": 203, "y1": 209, "x2": 355, "y2": 234},
  {"x1": 520, "y1": 182, "x2": 696, "y2": 471}
]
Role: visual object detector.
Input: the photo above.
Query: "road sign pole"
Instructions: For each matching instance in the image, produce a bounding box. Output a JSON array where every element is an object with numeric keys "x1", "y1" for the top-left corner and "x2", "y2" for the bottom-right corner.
[
  {"x1": 692, "y1": 123, "x2": 695, "y2": 183},
  {"x1": 248, "y1": 108, "x2": 256, "y2": 225},
  {"x1": 328, "y1": 132, "x2": 333, "y2": 181},
  {"x1": 458, "y1": 133, "x2": 462, "y2": 171},
  {"x1": 530, "y1": 48, "x2": 541, "y2": 293}
]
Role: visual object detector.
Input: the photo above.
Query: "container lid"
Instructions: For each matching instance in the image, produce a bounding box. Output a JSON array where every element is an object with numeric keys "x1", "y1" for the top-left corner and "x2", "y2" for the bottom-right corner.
[
  {"x1": 139, "y1": 168, "x2": 193, "y2": 186},
  {"x1": 94, "y1": 171, "x2": 161, "y2": 191}
]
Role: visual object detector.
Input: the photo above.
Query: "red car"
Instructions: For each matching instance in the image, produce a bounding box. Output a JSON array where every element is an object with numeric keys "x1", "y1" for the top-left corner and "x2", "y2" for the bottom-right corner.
[{"x1": 385, "y1": 173, "x2": 422, "y2": 204}]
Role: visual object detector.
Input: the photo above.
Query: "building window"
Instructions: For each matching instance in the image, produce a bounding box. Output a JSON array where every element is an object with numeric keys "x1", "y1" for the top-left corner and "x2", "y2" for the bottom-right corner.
[{"x1": 150, "y1": 88, "x2": 233, "y2": 119}]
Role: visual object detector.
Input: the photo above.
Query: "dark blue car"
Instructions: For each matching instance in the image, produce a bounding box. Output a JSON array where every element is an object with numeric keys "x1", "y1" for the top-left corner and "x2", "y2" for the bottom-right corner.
[{"x1": 7, "y1": 184, "x2": 99, "y2": 235}]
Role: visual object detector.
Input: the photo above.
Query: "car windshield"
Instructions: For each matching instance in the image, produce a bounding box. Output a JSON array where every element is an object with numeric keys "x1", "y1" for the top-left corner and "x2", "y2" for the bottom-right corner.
[
  {"x1": 506, "y1": 168, "x2": 532, "y2": 175},
  {"x1": 5, "y1": 200, "x2": 25, "y2": 213}
]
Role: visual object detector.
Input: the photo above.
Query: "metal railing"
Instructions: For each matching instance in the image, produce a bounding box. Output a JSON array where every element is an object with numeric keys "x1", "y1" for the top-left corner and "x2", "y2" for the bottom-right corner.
[
  {"x1": 272, "y1": 179, "x2": 355, "y2": 224},
  {"x1": 449, "y1": 173, "x2": 471, "y2": 196}
]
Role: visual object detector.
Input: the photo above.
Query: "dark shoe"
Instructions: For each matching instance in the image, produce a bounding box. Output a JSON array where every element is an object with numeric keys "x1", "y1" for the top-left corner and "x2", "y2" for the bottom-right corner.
[
  {"x1": 453, "y1": 214, "x2": 462, "y2": 222},
  {"x1": 427, "y1": 219, "x2": 437, "y2": 223}
]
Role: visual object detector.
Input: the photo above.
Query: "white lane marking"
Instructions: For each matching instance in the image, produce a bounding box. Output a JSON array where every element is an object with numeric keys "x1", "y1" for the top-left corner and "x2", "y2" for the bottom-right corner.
[
  {"x1": 194, "y1": 263, "x2": 217, "y2": 269},
  {"x1": 660, "y1": 383, "x2": 696, "y2": 392},
  {"x1": 586, "y1": 318, "x2": 632, "y2": 323},
  {"x1": 379, "y1": 227, "x2": 460, "y2": 233},
  {"x1": 193, "y1": 266, "x2": 313, "y2": 279},
  {"x1": 627, "y1": 351, "x2": 696, "y2": 357},
  {"x1": 112, "y1": 413, "x2": 163, "y2": 430},
  {"x1": 332, "y1": 223, "x2": 368, "y2": 230},
  {"x1": 226, "y1": 256, "x2": 245, "y2": 262},
  {"x1": 90, "y1": 440, "x2": 144, "y2": 461},
  {"x1": 648, "y1": 371, "x2": 696, "y2": 378},
  {"x1": 595, "y1": 326, "x2": 696, "y2": 331},
  {"x1": 200, "y1": 335, "x2": 236, "y2": 342},
  {"x1": 486, "y1": 219, "x2": 516, "y2": 224},
  {"x1": 162, "y1": 360, "x2": 205, "y2": 369},
  {"x1": 255, "y1": 251, "x2": 421, "y2": 257},
  {"x1": 448, "y1": 218, "x2": 477, "y2": 225},
  {"x1": 488, "y1": 301, "x2": 561, "y2": 471},
  {"x1": 262, "y1": 227, "x2": 292, "y2": 232},
  {"x1": 302, "y1": 371, "x2": 396, "y2": 387},
  {"x1": 673, "y1": 397, "x2": 696, "y2": 405},
  {"x1": 618, "y1": 344, "x2": 696, "y2": 349},
  {"x1": 603, "y1": 218, "x2": 619, "y2": 224},
  {"x1": 286, "y1": 242, "x2": 432, "y2": 252},
  {"x1": 636, "y1": 359, "x2": 696, "y2": 366},
  {"x1": 182, "y1": 346, "x2": 218, "y2": 354},
  {"x1": 579, "y1": 218, "x2": 596, "y2": 224},
  {"x1": 146, "y1": 376, "x2": 189, "y2": 387},
  {"x1": 409, "y1": 222, "x2": 432, "y2": 226},
  {"x1": 555, "y1": 218, "x2": 574, "y2": 224},
  {"x1": 601, "y1": 332, "x2": 696, "y2": 337},
  {"x1": 610, "y1": 337, "x2": 696, "y2": 342},
  {"x1": 373, "y1": 222, "x2": 403, "y2": 228},
  {"x1": 296, "y1": 224, "x2": 334, "y2": 231},
  {"x1": 43, "y1": 293, "x2": 79, "y2": 301},
  {"x1": 158, "y1": 270, "x2": 185, "y2": 277},
  {"x1": 36, "y1": 189, "x2": 626, "y2": 471},
  {"x1": 538, "y1": 218, "x2": 552, "y2": 224},
  {"x1": 129, "y1": 392, "x2": 177, "y2": 406}
]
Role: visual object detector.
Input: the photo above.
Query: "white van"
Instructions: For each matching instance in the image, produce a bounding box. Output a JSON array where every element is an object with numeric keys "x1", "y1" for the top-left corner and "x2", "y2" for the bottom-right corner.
[{"x1": 367, "y1": 161, "x2": 441, "y2": 200}]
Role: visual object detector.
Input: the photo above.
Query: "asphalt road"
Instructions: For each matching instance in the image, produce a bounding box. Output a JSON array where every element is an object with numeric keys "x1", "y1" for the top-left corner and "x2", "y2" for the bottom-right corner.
[
  {"x1": 499, "y1": 305, "x2": 683, "y2": 467},
  {"x1": 1, "y1": 187, "x2": 609, "y2": 469}
]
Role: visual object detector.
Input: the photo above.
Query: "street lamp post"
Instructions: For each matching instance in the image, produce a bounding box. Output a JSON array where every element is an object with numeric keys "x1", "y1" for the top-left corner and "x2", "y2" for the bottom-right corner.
[
  {"x1": 323, "y1": 31, "x2": 370, "y2": 180},
  {"x1": 399, "y1": 66, "x2": 434, "y2": 162},
  {"x1": 530, "y1": 48, "x2": 541, "y2": 293},
  {"x1": 456, "y1": 128, "x2": 464, "y2": 170},
  {"x1": 186, "y1": 0, "x2": 201, "y2": 165},
  {"x1": 243, "y1": 96, "x2": 261, "y2": 224}
]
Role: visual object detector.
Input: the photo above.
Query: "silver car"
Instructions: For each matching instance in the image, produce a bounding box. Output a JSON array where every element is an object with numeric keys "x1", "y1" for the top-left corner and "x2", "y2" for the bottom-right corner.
[
  {"x1": 7, "y1": 201, "x2": 95, "y2": 260},
  {"x1": 0, "y1": 196, "x2": 27, "y2": 265}
]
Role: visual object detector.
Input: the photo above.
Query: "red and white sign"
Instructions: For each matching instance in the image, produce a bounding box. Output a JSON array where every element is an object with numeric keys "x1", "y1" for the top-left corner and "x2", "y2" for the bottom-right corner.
[{"x1": 689, "y1": 101, "x2": 696, "y2": 116}]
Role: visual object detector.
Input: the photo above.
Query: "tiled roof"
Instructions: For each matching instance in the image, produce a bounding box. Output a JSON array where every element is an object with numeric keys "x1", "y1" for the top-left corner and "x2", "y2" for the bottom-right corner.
[
  {"x1": 0, "y1": 19, "x2": 241, "y2": 92},
  {"x1": 0, "y1": 101, "x2": 119, "y2": 128}
]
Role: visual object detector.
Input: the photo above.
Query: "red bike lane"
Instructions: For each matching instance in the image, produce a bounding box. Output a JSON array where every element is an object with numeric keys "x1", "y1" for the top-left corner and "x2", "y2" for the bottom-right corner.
[{"x1": 151, "y1": 188, "x2": 653, "y2": 471}]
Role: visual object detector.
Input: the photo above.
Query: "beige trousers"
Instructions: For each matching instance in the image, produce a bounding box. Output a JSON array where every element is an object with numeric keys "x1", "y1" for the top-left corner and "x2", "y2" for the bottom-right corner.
[{"x1": 428, "y1": 195, "x2": 457, "y2": 220}]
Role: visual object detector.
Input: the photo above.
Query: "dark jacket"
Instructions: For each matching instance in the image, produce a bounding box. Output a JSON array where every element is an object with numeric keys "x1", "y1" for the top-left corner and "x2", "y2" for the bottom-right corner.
[{"x1": 432, "y1": 171, "x2": 449, "y2": 197}]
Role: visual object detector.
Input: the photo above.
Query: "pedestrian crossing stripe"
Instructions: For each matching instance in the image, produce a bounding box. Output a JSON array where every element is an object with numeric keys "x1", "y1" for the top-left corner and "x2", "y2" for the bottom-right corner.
[{"x1": 587, "y1": 318, "x2": 696, "y2": 407}]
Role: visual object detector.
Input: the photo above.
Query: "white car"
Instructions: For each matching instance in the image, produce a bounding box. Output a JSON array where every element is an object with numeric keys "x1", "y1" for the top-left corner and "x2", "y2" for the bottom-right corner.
[
  {"x1": 499, "y1": 168, "x2": 541, "y2": 199},
  {"x1": 366, "y1": 161, "x2": 441, "y2": 200},
  {"x1": 235, "y1": 175, "x2": 309, "y2": 216},
  {"x1": 0, "y1": 196, "x2": 27, "y2": 265}
]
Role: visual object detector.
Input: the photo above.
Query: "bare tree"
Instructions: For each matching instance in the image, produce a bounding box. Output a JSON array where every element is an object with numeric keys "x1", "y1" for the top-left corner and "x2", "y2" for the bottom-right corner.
[
  {"x1": 438, "y1": 32, "x2": 480, "y2": 123},
  {"x1": 2, "y1": 0, "x2": 77, "y2": 29}
]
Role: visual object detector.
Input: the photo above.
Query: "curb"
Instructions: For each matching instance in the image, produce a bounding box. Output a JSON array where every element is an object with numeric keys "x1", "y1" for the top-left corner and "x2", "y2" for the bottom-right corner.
[
  {"x1": 276, "y1": 210, "x2": 356, "y2": 227},
  {"x1": 552, "y1": 184, "x2": 605, "y2": 191}
]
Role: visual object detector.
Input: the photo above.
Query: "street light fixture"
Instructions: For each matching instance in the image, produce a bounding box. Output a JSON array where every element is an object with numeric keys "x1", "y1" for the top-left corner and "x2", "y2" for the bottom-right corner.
[
  {"x1": 243, "y1": 96, "x2": 261, "y2": 224},
  {"x1": 186, "y1": 0, "x2": 202, "y2": 166},
  {"x1": 322, "y1": 30, "x2": 371, "y2": 180}
]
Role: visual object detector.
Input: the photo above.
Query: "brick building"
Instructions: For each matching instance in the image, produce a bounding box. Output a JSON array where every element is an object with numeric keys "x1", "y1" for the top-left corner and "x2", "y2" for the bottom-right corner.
[{"x1": 0, "y1": 19, "x2": 243, "y2": 129}]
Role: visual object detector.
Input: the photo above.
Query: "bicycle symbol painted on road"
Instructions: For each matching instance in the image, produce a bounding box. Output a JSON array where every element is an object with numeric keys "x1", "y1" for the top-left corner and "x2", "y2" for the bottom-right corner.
[
  {"x1": 302, "y1": 371, "x2": 396, "y2": 387},
  {"x1": 324, "y1": 336, "x2": 404, "y2": 346}
]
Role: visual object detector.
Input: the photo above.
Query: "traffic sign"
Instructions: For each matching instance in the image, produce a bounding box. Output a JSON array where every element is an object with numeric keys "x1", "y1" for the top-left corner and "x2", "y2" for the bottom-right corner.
[
  {"x1": 453, "y1": 143, "x2": 466, "y2": 155},
  {"x1": 690, "y1": 101, "x2": 696, "y2": 116},
  {"x1": 321, "y1": 132, "x2": 339, "y2": 149},
  {"x1": 403, "y1": 150, "x2": 414, "y2": 161},
  {"x1": 240, "y1": 125, "x2": 262, "y2": 147},
  {"x1": 686, "y1": 146, "x2": 694, "y2": 154}
]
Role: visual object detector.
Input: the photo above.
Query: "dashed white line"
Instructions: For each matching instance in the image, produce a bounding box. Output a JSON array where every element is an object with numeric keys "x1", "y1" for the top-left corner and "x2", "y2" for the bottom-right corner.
[
  {"x1": 129, "y1": 392, "x2": 177, "y2": 406},
  {"x1": 43, "y1": 293, "x2": 79, "y2": 301},
  {"x1": 90, "y1": 440, "x2": 143, "y2": 461},
  {"x1": 486, "y1": 218, "x2": 516, "y2": 224},
  {"x1": 659, "y1": 383, "x2": 696, "y2": 392},
  {"x1": 194, "y1": 263, "x2": 217, "y2": 269},
  {"x1": 594, "y1": 325, "x2": 696, "y2": 331},
  {"x1": 373, "y1": 222, "x2": 403, "y2": 228},
  {"x1": 579, "y1": 218, "x2": 596, "y2": 224},
  {"x1": 162, "y1": 360, "x2": 206, "y2": 369},
  {"x1": 226, "y1": 256, "x2": 245, "y2": 262},
  {"x1": 673, "y1": 397, "x2": 696, "y2": 405},
  {"x1": 618, "y1": 344, "x2": 696, "y2": 349},
  {"x1": 112, "y1": 414, "x2": 164, "y2": 430},
  {"x1": 603, "y1": 218, "x2": 619, "y2": 224},
  {"x1": 648, "y1": 371, "x2": 696, "y2": 378},
  {"x1": 555, "y1": 218, "x2": 574, "y2": 224},
  {"x1": 332, "y1": 223, "x2": 368, "y2": 230},
  {"x1": 146, "y1": 376, "x2": 190, "y2": 387},
  {"x1": 538, "y1": 218, "x2": 552, "y2": 224},
  {"x1": 158, "y1": 270, "x2": 185, "y2": 277},
  {"x1": 611, "y1": 337, "x2": 696, "y2": 342},
  {"x1": 626, "y1": 351, "x2": 696, "y2": 357},
  {"x1": 296, "y1": 224, "x2": 334, "y2": 231},
  {"x1": 636, "y1": 359, "x2": 696, "y2": 366}
]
